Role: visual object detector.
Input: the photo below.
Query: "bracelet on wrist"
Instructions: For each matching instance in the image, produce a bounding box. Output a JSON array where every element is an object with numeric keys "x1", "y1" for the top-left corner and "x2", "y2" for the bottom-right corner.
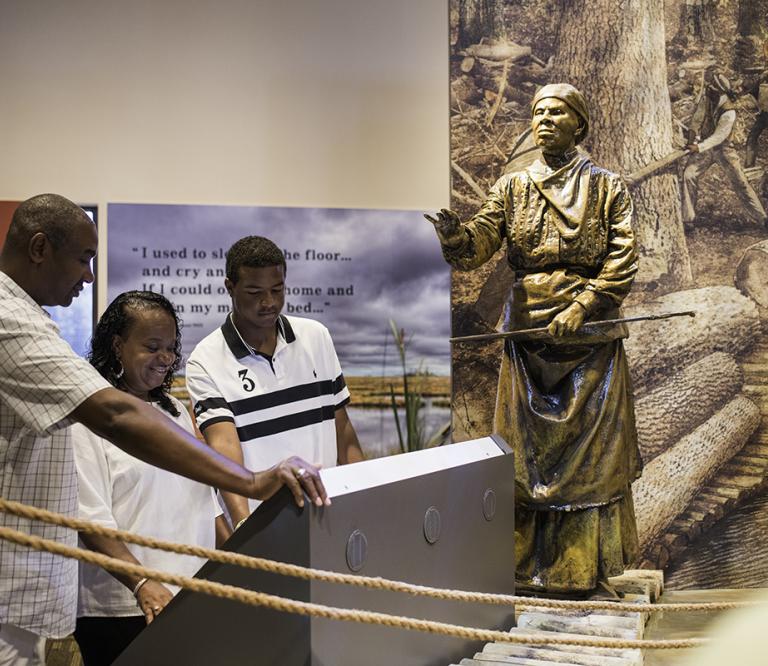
[
  {"x1": 234, "y1": 517, "x2": 247, "y2": 531},
  {"x1": 132, "y1": 577, "x2": 149, "y2": 597}
]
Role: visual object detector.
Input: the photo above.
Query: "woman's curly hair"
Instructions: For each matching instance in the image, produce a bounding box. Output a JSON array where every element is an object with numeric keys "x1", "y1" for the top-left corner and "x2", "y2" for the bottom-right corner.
[{"x1": 88, "y1": 291, "x2": 182, "y2": 417}]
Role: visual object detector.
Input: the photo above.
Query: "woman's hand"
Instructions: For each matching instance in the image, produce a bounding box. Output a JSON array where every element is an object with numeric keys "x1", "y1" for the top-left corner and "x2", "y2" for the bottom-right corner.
[
  {"x1": 548, "y1": 302, "x2": 587, "y2": 337},
  {"x1": 136, "y1": 580, "x2": 174, "y2": 624}
]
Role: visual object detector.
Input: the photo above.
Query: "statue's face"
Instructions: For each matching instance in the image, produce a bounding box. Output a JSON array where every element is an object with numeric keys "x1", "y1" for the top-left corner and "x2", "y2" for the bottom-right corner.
[{"x1": 531, "y1": 98, "x2": 581, "y2": 155}]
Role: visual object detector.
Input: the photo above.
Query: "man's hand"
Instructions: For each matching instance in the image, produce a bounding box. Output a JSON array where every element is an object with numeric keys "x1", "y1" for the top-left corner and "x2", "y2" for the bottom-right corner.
[
  {"x1": 686, "y1": 143, "x2": 700, "y2": 154},
  {"x1": 424, "y1": 208, "x2": 463, "y2": 244},
  {"x1": 266, "y1": 456, "x2": 330, "y2": 508},
  {"x1": 547, "y1": 302, "x2": 587, "y2": 337}
]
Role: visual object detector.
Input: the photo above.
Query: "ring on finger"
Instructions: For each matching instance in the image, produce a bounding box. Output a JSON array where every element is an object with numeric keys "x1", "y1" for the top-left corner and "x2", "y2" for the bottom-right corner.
[
  {"x1": 152, "y1": 606, "x2": 161, "y2": 611},
  {"x1": 295, "y1": 467, "x2": 307, "y2": 478}
]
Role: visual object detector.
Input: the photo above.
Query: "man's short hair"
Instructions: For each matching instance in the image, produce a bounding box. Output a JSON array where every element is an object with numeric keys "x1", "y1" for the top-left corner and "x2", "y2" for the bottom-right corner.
[
  {"x1": 225, "y1": 236, "x2": 286, "y2": 283},
  {"x1": 4, "y1": 194, "x2": 90, "y2": 254}
]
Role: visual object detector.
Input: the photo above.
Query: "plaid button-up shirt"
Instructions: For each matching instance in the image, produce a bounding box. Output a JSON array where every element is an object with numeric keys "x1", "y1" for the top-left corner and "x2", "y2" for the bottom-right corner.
[{"x1": 0, "y1": 271, "x2": 109, "y2": 638}]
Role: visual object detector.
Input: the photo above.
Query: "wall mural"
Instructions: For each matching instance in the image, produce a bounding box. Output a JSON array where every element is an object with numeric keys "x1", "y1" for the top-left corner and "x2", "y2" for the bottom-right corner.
[
  {"x1": 448, "y1": 0, "x2": 768, "y2": 588},
  {"x1": 107, "y1": 204, "x2": 451, "y2": 460}
]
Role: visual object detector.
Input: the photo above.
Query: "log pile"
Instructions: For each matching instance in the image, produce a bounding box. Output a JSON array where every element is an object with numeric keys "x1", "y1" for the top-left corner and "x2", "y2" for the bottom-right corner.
[
  {"x1": 449, "y1": 570, "x2": 662, "y2": 666},
  {"x1": 628, "y1": 286, "x2": 767, "y2": 573},
  {"x1": 641, "y1": 341, "x2": 768, "y2": 571}
]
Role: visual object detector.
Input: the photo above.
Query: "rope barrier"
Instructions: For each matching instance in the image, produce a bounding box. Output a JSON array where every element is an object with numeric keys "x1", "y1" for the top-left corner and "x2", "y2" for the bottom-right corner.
[
  {"x1": 0, "y1": 524, "x2": 709, "y2": 651},
  {"x1": 0, "y1": 498, "x2": 762, "y2": 615}
]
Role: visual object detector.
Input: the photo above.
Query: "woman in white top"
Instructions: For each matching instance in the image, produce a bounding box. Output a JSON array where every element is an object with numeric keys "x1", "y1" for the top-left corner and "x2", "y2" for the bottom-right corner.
[{"x1": 72, "y1": 291, "x2": 229, "y2": 665}]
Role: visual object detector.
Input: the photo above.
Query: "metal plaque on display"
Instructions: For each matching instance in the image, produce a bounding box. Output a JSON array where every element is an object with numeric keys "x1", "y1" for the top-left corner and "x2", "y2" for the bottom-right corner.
[{"x1": 114, "y1": 435, "x2": 515, "y2": 666}]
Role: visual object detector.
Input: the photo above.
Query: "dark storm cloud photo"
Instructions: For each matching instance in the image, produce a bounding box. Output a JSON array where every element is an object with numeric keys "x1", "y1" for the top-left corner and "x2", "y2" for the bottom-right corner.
[{"x1": 108, "y1": 204, "x2": 450, "y2": 375}]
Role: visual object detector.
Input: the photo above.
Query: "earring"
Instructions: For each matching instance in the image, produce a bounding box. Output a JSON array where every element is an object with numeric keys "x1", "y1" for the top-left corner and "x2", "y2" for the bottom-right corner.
[{"x1": 115, "y1": 360, "x2": 124, "y2": 380}]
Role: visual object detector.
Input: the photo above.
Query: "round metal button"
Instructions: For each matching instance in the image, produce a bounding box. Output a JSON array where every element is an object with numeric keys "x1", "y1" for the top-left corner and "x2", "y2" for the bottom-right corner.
[
  {"x1": 423, "y1": 506, "x2": 442, "y2": 544},
  {"x1": 345, "y1": 529, "x2": 368, "y2": 572},
  {"x1": 482, "y1": 488, "x2": 497, "y2": 521}
]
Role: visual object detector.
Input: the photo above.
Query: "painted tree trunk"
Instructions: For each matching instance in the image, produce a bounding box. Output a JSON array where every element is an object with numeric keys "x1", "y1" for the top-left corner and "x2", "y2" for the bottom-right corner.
[
  {"x1": 457, "y1": 0, "x2": 506, "y2": 49},
  {"x1": 737, "y1": 0, "x2": 766, "y2": 37},
  {"x1": 551, "y1": 0, "x2": 692, "y2": 291}
]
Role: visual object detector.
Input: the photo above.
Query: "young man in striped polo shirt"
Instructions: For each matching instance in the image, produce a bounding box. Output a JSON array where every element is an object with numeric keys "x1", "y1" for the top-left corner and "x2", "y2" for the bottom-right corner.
[{"x1": 186, "y1": 236, "x2": 364, "y2": 527}]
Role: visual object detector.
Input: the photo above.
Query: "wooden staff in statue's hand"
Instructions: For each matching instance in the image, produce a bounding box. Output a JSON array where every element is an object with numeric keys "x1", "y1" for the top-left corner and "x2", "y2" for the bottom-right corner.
[{"x1": 449, "y1": 311, "x2": 697, "y2": 344}]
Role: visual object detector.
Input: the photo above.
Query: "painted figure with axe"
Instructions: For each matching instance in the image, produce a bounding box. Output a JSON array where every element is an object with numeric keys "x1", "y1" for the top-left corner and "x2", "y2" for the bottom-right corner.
[{"x1": 681, "y1": 69, "x2": 767, "y2": 227}]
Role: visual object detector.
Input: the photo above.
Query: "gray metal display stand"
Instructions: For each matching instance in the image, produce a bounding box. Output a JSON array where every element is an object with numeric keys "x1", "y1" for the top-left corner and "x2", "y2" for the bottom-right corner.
[{"x1": 114, "y1": 435, "x2": 515, "y2": 665}]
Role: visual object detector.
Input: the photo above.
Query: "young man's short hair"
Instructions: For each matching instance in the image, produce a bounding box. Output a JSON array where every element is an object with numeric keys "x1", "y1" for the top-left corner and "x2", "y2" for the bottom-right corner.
[{"x1": 225, "y1": 236, "x2": 286, "y2": 283}]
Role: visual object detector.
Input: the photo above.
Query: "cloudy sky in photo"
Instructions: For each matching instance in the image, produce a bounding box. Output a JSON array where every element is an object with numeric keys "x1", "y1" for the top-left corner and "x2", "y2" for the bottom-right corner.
[{"x1": 108, "y1": 204, "x2": 450, "y2": 375}]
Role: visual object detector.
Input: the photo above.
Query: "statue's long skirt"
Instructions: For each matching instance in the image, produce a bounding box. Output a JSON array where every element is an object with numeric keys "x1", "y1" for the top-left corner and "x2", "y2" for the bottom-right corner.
[{"x1": 495, "y1": 338, "x2": 641, "y2": 593}]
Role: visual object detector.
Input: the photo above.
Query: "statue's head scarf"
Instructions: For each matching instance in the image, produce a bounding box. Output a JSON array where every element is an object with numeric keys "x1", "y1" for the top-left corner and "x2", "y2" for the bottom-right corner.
[{"x1": 531, "y1": 83, "x2": 589, "y2": 145}]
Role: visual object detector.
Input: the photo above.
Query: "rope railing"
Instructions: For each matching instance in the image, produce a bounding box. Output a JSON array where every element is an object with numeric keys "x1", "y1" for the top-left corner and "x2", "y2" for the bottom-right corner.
[
  {"x1": 0, "y1": 499, "x2": 765, "y2": 613},
  {"x1": 0, "y1": 523, "x2": 709, "y2": 651},
  {"x1": 0, "y1": 498, "x2": 761, "y2": 616}
]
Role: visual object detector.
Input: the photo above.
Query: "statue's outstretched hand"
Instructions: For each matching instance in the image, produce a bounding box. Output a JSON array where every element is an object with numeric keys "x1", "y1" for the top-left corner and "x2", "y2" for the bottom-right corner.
[
  {"x1": 424, "y1": 208, "x2": 463, "y2": 245},
  {"x1": 548, "y1": 302, "x2": 586, "y2": 337}
]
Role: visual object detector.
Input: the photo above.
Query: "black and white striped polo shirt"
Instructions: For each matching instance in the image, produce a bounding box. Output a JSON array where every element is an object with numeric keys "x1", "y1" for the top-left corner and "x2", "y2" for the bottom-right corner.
[{"x1": 186, "y1": 314, "x2": 350, "y2": 494}]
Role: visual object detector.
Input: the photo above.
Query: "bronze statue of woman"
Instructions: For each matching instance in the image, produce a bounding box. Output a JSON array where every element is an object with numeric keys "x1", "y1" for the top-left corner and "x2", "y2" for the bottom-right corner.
[{"x1": 427, "y1": 83, "x2": 642, "y2": 595}]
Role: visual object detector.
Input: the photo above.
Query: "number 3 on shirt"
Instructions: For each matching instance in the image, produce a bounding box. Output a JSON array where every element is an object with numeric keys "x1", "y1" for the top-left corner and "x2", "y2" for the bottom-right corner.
[{"x1": 238, "y1": 369, "x2": 255, "y2": 392}]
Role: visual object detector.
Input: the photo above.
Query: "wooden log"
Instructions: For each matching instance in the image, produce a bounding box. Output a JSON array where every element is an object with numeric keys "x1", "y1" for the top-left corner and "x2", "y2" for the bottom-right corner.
[
  {"x1": 461, "y1": 42, "x2": 532, "y2": 62},
  {"x1": 600, "y1": 576, "x2": 658, "y2": 604},
  {"x1": 610, "y1": 569, "x2": 664, "y2": 598},
  {"x1": 506, "y1": 629, "x2": 641, "y2": 660},
  {"x1": 632, "y1": 394, "x2": 761, "y2": 548},
  {"x1": 472, "y1": 653, "x2": 589, "y2": 665},
  {"x1": 518, "y1": 605, "x2": 642, "y2": 620},
  {"x1": 516, "y1": 613, "x2": 639, "y2": 639},
  {"x1": 735, "y1": 239, "x2": 768, "y2": 308},
  {"x1": 473, "y1": 652, "x2": 616, "y2": 665},
  {"x1": 623, "y1": 286, "x2": 760, "y2": 391},
  {"x1": 634, "y1": 351, "x2": 743, "y2": 463},
  {"x1": 481, "y1": 642, "x2": 639, "y2": 665}
]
